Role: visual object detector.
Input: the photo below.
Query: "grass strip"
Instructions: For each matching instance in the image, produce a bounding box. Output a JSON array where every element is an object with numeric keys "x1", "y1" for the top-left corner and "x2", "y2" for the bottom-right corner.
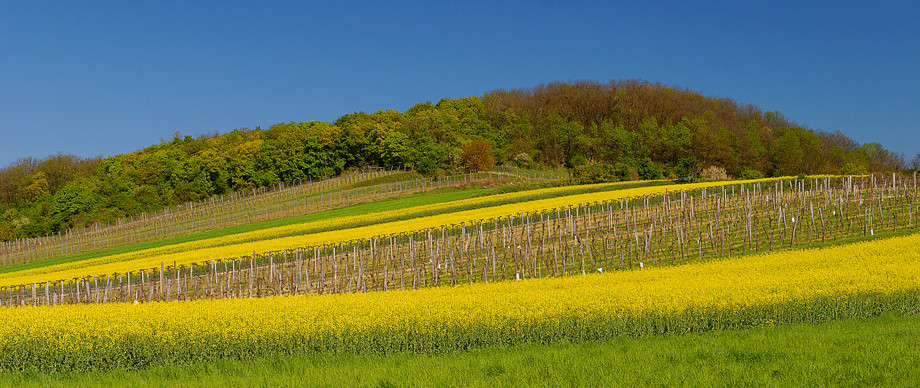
[
  {"x1": 3, "y1": 312, "x2": 917, "y2": 387},
  {"x1": 0, "y1": 180, "x2": 667, "y2": 280},
  {"x1": 0, "y1": 188, "x2": 490, "y2": 275}
]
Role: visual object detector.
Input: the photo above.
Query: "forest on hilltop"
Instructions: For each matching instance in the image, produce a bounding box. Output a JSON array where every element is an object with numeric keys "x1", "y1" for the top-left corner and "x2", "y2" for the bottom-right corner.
[{"x1": 1, "y1": 79, "x2": 916, "y2": 240}]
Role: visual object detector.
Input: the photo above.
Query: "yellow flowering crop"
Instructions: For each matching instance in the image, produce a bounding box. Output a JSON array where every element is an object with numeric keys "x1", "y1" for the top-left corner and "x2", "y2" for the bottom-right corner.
[
  {"x1": 0, "y1": 177, "x2": 790, "y2": 286},
  {"x1": 2, "y1": 229, "x2": 917, "y2": 372}
]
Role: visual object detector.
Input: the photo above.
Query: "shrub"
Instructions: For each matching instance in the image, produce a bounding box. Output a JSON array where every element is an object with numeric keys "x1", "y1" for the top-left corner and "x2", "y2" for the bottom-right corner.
[
  {"x1": 571, "y1": 162, "x2": 637, "y2": 184},
  {"x1": 567, "y1": 155, "x2": 588, "y2": 168},
  {"x1": 700, "y1": 166, "x2": 730, "y2": 181},
  {"x1": 512, "y1": 153, "x2": 534, "y2": 169},
  {"x1": 618, "y1": 164, "x2": 638, "y2": 181},
  {"x1": 840, "y1": 162, "x2": 867, "y2": 175},
  {"x1": 635, "y1": 158, "x2": 662, "y2": 180},
  {"x1": 740, "y1": 168, "x2": 765, "y2": 180},
  {"x1": 571, "y1": 163, "x2": 619, "y2": 184},
  {"x1": 416, "y1": 158, "x2": 439, "y2": 177}
]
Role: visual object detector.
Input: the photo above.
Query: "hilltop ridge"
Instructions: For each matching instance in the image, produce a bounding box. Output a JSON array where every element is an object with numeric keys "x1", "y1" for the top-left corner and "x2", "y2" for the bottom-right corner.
[{"x1": 0, "y1": 79, "x2": 911, "y2": 240}]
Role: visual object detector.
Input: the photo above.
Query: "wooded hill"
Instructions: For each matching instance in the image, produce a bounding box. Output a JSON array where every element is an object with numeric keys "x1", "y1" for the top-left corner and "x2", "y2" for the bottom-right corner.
[{"x1": 0, "y1": 79, "x2": 913, "y2": 240}]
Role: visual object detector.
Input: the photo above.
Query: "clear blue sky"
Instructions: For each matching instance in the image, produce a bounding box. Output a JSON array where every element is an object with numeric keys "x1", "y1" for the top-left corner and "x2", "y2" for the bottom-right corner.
[{"x1": 2, "y1": 1, "x2": 918, "y2": 168}]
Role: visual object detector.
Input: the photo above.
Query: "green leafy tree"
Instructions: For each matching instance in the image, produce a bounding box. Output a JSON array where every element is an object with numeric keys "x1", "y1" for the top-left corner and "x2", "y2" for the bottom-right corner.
[
  {"x1": 411, "y1": 139, "x2": 442, "y2": 176},
  {"x1": 691, "y1": 117, "x2": 737, "y2": 171},
  {"x1": 772, "y1": 127, "x2": 824, "y2": 175},
  {"x1": 600, "y1": 122, "x2": 634, "y2": 161},
  {"x1": 535, "y1": 113, "x2": 585, "y2": 165},
  {"x1": 403, "y1": 102, "x2": 462, "y2": 147},
  {"x1": 676, "y1": 156, "x2": 700, "y2": 182},
  {"x1": 634, "y1": 117, "x2": 658, "y2": 160},
  {"x1": 24, "y1": 171, "x2": 50, "y2": 203},
  {"x1": 48, "y1": 183, "x2": 99, "y2": 232},
  {"x1": 378, "y1": 131, "x2": 412, "y2": 167},
  {"x1": 334, "y1": 112, "x2": 374, "y2": 167},
  {"x1": 635, "y1": 158, "x2": 662, "y2": 180},
  {"x1": 658, "y1": 118, "x2": 693, "y2": 164}
]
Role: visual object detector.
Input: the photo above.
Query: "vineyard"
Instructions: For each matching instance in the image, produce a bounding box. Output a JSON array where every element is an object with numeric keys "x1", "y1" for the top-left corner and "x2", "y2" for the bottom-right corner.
[
  {"x1": 1, "y1": 226, "x2": 918, "y2": 372},
  {"x1": 1, "y1": 172, "x2": 919, "y2": 374},
  {"x1": 1, "y1": 173, "x2": 916, "y2": 306},
  {"x1": 0, "y1": 167, "x2": 560, "y2": 266}
]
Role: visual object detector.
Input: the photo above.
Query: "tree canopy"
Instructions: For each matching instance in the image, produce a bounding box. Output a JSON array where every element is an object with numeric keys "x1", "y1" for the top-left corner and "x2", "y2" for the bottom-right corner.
[{"x1": 0, "y1": 79, "x2": 910, "y2": 240}]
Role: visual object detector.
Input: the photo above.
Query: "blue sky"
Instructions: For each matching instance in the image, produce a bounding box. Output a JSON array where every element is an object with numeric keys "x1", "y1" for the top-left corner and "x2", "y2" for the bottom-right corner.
[{"x1": 2, "y1": 1, "x2": 918, "y2": 168}]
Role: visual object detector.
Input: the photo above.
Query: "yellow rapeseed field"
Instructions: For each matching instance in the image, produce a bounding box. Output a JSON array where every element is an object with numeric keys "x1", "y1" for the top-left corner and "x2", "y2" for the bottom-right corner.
[
  {"x1": 2, "y1": 229, "x2": 917, "y2": 372},
  {"x1": 0, "y1": 177, "x2": 788, "y2": 287}
]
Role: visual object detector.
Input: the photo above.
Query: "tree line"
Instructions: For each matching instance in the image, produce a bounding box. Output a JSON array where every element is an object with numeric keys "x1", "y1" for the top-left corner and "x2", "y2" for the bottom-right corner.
[{"x1": 1, "y1": 79, "x2": 916, "y2": 240}]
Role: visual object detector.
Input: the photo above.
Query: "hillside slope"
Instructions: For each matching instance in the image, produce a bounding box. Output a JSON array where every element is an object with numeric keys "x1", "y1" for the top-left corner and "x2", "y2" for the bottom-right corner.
[{"x1": 0, "y1": 79, "x2": 909, "y2": 241}]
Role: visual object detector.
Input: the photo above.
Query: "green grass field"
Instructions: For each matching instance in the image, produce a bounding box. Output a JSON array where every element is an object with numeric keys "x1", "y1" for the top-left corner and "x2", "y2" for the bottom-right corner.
[
  {"x1": 0, "y1": 188, "x2": 490, "y2": 275},
  {"x1": 6, "y1": 312, "x2": 917, "y2": 387},
  {"x1": 0, "y1": 179, "x2": 670, "y2": 276}
]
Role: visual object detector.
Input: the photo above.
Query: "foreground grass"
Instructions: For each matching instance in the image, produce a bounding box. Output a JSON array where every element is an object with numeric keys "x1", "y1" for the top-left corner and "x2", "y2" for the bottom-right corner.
[{"x1": 6, "y1": 313, "x2": 918, "y2": 387}]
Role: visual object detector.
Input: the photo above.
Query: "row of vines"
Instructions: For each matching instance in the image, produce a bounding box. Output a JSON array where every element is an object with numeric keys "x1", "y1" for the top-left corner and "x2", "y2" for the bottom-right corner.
[
  {"x1": 1, "y1": 174, "x2": 916, "y2": 307},
  {"x1": 0, "y1": 168, "x2": 548, "y2": 266},
  {"x1": 2, "y1": 228, "x2": 920, "y2": 372}
]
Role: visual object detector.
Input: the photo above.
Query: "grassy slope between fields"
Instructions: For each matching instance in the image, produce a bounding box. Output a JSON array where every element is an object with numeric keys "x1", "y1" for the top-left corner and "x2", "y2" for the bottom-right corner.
[
  {"x1": 0, "y1": 188, "x2": 492, "y2": 275},
  {"x1": 6, "y1": 313, "x2": 917, "y2": 387},
  {"x1": 0, "y1": 175, "x2": 882, "y2": 286},
  {"x1": 0, "y1": 180, "x2": 673, "y2": 284}
]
